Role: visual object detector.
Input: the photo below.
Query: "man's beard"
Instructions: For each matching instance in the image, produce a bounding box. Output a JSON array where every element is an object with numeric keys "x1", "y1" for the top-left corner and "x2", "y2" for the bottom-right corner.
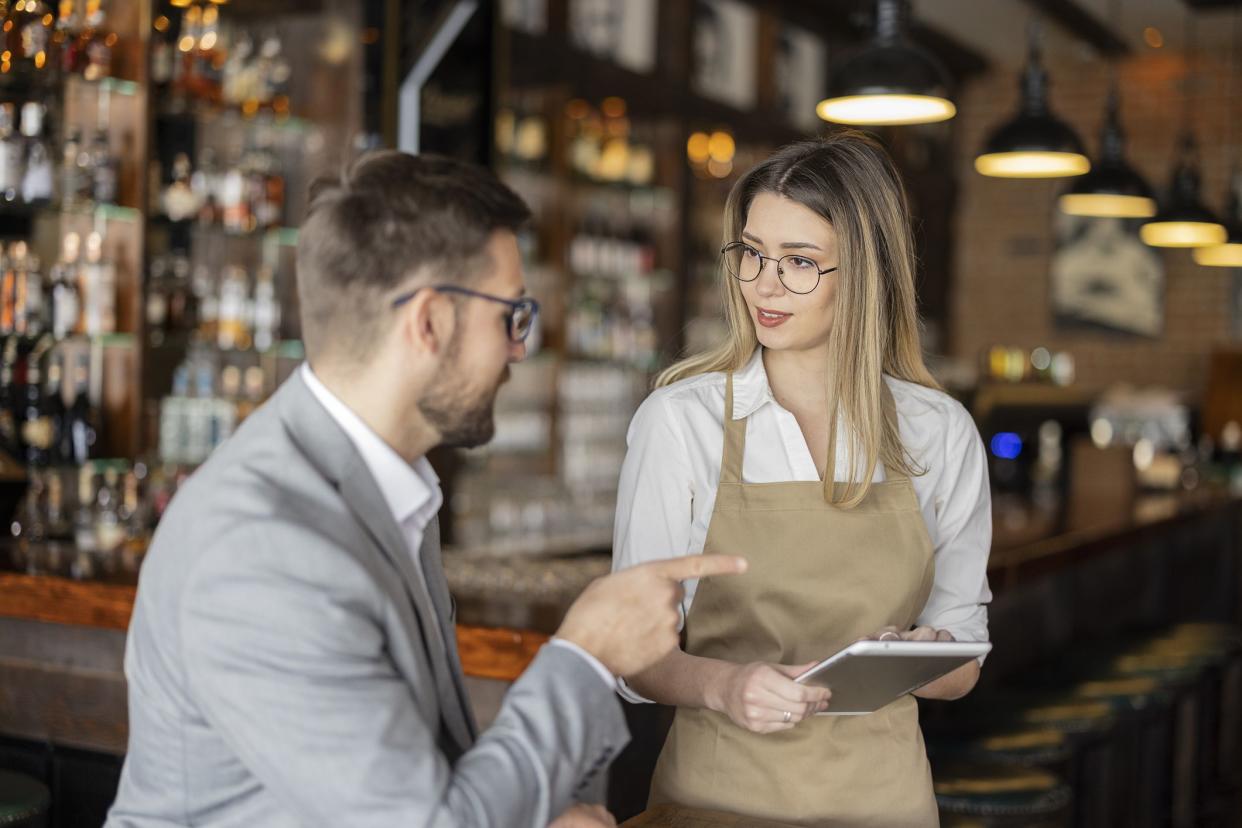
[{"x1": 418, "y1": 333, "x2": 508, "y2": 449}]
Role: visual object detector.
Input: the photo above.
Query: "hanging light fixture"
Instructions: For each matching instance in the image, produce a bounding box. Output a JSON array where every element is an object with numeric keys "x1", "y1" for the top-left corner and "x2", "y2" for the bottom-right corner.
[
  {"x1": 816, "y1": 0, "x2": 955, "y2": 126},
  {"x1": 975, "y1": 23, "x2": 1091, "y2": 178},
  {"x1": 1142, "y1": 10, "x2": 1227, "y2": 248},
  {"x1": 1059, "y1": 0, "x2": 1156, "y2": 217},
  {"x1": 1193, "y1": 6, "x2": 1242, "y2": 266}
]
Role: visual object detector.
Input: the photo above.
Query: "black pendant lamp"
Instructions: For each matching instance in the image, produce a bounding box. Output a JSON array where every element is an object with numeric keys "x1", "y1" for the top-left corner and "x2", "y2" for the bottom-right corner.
[
  {"x1": 1141, "y1": 134, "x2": 1228, "y2": 247},
  {"x1": 816, "y1": 0, "x2": 955, "y2": 126},
  {"x1": 1142, "y1": 12, "x2": 1227, "y2": 248},
  {"x1": 1059, "y1": 87, "x2": 1156, "y2": 217},
  {"x1": 1058, "y1": 0, "x2": 1155, "y2": 217},
  {"x1": 975, "y1": 23, "x2": 1091, "y2": 178},
  {"x1": 1193, "y1": 6, "x2": 1242, "y2": 266},
  {"x1": 1192, "y1": 173, "x2": 1242, "y2": 265}
]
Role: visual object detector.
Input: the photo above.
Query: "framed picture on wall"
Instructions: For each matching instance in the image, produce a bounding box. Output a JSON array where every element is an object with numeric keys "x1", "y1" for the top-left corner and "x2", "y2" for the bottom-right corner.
[
  {"x1": 568, "y1": 0, "x2": 658, "y2": 74},
  {"x1": 1050, "y1": 213, "x2": 1165, "y2": 337},
  {"x1": 775, "y1": 23, "x2": 827, "y2": 133},
  {"x1": 691, "y1": 0, "x2": 758, "y2": 111}
]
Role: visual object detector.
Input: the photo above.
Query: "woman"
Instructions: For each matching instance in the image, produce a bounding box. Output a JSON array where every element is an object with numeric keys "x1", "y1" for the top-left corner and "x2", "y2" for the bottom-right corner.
[{"x1": 611, "y1": 132, "x2": 992, "y2": 826}]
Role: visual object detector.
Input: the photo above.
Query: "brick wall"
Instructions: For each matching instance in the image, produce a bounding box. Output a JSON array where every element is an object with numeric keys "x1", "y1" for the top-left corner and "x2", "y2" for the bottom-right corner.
[{"x1": 949, "y1": 51, "x2": 1240, "y2": 396}]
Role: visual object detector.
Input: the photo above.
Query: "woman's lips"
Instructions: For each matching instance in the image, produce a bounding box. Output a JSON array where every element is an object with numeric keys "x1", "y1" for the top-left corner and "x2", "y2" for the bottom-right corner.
[{"x1": 756, "y1": 307, "x2": 793, "y2": 328}]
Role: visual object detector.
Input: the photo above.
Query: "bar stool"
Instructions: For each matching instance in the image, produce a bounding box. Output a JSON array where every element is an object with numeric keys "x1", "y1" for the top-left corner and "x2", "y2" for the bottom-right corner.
[
  {"x1": 1072, "y1": 676, "x2": 1175, "y2": 828},
  {"x1": 1017, "y1": 699, "x2": 1124, "y2": 828},
  {"x1": 934, "y1": 762, "x2": 1072, "y2": 827},
  {"x1": 0, "y1": 770, "x2": 49, "y2": 828}
]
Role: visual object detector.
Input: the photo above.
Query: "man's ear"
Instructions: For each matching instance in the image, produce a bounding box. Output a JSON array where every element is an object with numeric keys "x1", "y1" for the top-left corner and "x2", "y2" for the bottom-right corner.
[{"x1": 396, "y1": 288, "x2": 457, "y2": 357}]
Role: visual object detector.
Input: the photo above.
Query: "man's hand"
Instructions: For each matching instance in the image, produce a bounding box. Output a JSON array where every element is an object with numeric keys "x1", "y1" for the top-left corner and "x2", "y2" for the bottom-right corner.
[
  {"x1": 550, "y1": 803, "x2": 617, "y2": 828},
  {"x1": 557, "y1": 555, "x2": 748, "y2": 677}
]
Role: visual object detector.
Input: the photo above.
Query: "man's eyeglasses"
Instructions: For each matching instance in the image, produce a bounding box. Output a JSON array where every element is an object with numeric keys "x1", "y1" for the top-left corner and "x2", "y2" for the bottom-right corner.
[
  {"x1": 391, "y1": 285, "x2": 540, "y2": 344},
  {"x1": 720, "y1": 241, "x2": 838, "y2": 295}
]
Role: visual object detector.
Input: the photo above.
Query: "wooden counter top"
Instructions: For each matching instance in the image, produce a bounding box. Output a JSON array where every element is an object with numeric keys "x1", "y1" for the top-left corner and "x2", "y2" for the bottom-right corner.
[{"x1": 1, "y1": 489, "x2": 1237, "y2": 682}]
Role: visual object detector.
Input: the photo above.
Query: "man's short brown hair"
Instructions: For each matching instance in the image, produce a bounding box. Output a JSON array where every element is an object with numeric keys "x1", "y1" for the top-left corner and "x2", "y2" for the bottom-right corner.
[{"x1": 296, "y1": 151, "x2": 531, "y2": 364}]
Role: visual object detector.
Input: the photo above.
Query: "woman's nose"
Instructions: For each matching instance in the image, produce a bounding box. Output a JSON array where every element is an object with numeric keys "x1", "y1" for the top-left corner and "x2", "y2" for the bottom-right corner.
[{"x1": 754, "y1": 258, "x2": 785, "y2": 298}]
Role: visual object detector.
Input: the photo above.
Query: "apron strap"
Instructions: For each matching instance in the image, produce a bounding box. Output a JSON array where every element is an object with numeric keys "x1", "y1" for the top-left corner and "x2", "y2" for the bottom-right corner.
[{"x1": 721, "y1": 372, "x2": 747, "y2": 485}]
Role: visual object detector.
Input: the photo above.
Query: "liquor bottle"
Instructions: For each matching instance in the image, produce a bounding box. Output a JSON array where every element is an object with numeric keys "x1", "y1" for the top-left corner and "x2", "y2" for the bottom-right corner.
[
  {"x1": 94, "y1": 464, "x2": 124, "y2": 561},
  {"x1": 63, "y1": 353, "x2": 97, "y2": 464},
  {"x1": 0, "y1": 339, "x2": 18, "y2": 455},
  {"x1": 162, "y1": 152, "x2": 199, "y2": 221},
  {"x1": 144, "y1": 255, "x2": 168, "y2": 344},
  {"x1": 251, "y1": 265, "x2": 279, "y2": 351},
  {"x1": 191, "y1": 148, "x2": 220, "y2": 225},
  {"x1": 216, "y1": 265, "x2": 249, "y2": 350},
  {"x1": 220, "y1": 154, "x2": 250, "y2": 234},
  {"x1": 81, "y1": 231, "x2": 116, "y2": 335},
  {"x1": 167, "y1": 254, "x2": 193, "y2": 332},
  {"x1": 11, "y1": 246, "x2": 37, "y2": 337},
  {"x1": 20, "y1": 103, "x2": 54, "y2": 203},
  {"x1": 0, "y1": 104, "x2": 23, "y2": 203},
  {"x1": 46, "y1": 468, "x2": 71, "y2": 540},
  {"x1": 44, "y1": 354, "x2": 67, "y2": 466},
  {"x1": 90, "y1": 128, "x2": 117, "y2": 205},
  {"x1": 20, "y1": 355, "x2": 53, "y2": 467},
  {"x1": 60, "y1": 130, "x2": 85, "y2": 207},
  {"x1": 73, "y1": 130, "x2": 95, "y2": 205},
  {"x1": 73, "y1": 464, "x2": 97, "y2": 555},
  {"x1": 193, "y1": 263, "x2": 218, "y2": 341},
  {"x1": 1, "y1": 241, "x2": 26, "y2": 336},
  {"x1": 50, "y1": 232, "x2": 82, "y2": 340}
]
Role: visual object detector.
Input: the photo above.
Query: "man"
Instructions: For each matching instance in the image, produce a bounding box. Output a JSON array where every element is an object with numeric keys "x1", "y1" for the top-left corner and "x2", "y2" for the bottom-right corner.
[{"x1": 106, "y1": 152, "x2": 745, "y2": 827}]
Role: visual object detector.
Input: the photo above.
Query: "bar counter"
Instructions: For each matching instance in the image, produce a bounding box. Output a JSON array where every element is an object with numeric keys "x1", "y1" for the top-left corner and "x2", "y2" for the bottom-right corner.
[{"x1": 0, "y1": 486, "x2": 1239, "y2": 756}]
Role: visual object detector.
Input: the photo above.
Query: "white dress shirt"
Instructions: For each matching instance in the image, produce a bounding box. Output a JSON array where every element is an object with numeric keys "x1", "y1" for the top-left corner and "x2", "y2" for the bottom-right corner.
[
  {"x1": 300, "y1": 364, "x2": 614, "y2": 687},
  {"x1": 612, "y1": 349, "x2": 992, "y2": 701}
]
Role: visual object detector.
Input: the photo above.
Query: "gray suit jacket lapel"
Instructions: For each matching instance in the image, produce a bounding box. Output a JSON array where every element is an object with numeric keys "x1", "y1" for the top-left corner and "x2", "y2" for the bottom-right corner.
[{"x1": 277, "y1": 373, "x2": 475, "y2": 752}]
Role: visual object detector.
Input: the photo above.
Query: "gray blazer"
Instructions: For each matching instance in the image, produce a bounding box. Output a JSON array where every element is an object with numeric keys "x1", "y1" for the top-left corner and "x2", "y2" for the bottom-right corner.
[{"x1": 106, "y1": 372, "x2": 629, "y2": 827}]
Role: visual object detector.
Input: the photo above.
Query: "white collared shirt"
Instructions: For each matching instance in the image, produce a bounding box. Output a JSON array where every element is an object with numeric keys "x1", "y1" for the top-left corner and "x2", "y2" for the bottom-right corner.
[
  {"x1": 301, "y1": 363, "x2": 614, "y2": 688},
  {"x1": 302, "y1": 364, "x2": 443, "y2": 556},
  {"x1": 612, "y1": 349, "x2": 992, "y2": 700}
]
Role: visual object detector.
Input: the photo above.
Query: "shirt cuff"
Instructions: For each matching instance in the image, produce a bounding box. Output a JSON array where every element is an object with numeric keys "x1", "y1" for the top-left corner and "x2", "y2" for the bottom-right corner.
[{"x1": 548, "y1": 638, "x2": 615, "y2": 689}]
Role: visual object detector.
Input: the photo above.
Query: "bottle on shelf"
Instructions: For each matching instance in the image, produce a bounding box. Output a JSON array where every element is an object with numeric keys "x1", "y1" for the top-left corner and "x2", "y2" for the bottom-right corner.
[
  {"x1": 161, "y1": 152, "x2": 199, "y2": 221},
  {"x1": 167, "y1": 254, "x2": 193, "y2": 332},
  {"x1": 73, "y1": 464, "x2": 97, "y2": 557},
  {"x1": 0, "y1": 339, "x2": 19, "y2": 455},
  {"x1": 145, "y1": 255, "x2": 169, "y2": 344},
  {"x1": 90, "y1": 128, "x2": 117, "y2": 205},
  {"x1": 44, "y1": 354, "x2": 67, "y2": 465},
  {"x1": 45, "y1": 468, "x2": 71, "y2": 540},
  {"x1": 60, "y1": 130, "x2": 85, "y2": 208},
  {"x1": 216, "y1": 264, "x2": 250, "y2": 350},
  {"x1": 73, "y1": 129, "x2": 95, "y2": 206},
  {"x1": 50, "y1": 231, "x2": 82, "y2": 340},
  {"x1": 251, "y1": 264, "x2": 279, "y2": 351},
  {"x1": 20, "y1": 352, "x2": 53, "y2": 467},
  {"x1": 94, "y1": 464, "x2": 125, "y2": 563},
  {"x1": 13, "y1": 246, "x2": 45, "y2": 338},
  {"x1": 20, "y1": 102, "x2": 54, "y2": 203},
  {"x1": 63, "y1": 353, "x2": 98, "y2": 465},
  {"x1": 237, "y1": 365, "x2": 265, "y2": 422},
  {"x1": 1, "y1": 241, "x2": 25, "y2": 336},
  {"x1": 81, "y1": 230, "x2": 116, "y2": 335},
  {"x1": 0, "y1": 104, "x2": 24, "y2": 203}
]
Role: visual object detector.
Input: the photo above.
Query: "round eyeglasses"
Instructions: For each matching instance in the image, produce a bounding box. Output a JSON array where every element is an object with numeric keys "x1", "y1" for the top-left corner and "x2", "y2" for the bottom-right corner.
[{"x1": 720, "y1": 242, "x2": 838, "y2": 295}]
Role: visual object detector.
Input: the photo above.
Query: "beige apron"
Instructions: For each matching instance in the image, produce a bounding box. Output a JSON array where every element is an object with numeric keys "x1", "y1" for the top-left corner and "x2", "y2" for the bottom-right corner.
[{"x1": 649, "y1": 372, "x2": 939, "y2": 827}]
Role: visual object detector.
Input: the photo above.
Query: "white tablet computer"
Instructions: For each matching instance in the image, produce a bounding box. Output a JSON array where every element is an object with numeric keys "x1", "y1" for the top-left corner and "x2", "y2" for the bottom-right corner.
[{"x1": 794, "y1": 640, "x2": 992, "y2": 715}]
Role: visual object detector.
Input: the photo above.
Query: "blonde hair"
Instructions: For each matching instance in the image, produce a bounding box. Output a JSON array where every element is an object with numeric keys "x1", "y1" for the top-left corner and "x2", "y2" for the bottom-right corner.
[{"x1": 658, "y1": 130, "x2": 939, "y2": 507}]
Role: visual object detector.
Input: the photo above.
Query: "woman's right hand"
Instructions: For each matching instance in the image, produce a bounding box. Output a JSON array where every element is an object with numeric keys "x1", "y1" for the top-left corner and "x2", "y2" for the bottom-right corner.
[{"x1": 708, "y1": 661, "x2": 831, "y2": 734}]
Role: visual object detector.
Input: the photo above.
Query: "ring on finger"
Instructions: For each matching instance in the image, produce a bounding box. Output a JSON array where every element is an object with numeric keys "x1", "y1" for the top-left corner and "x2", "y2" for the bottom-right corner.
[
  {"x1": 879, "y1": 631, "x2": 900, "y2": 641},
  {"x1": 782, "y1": 710, "x2": 792, "y2": 724}
]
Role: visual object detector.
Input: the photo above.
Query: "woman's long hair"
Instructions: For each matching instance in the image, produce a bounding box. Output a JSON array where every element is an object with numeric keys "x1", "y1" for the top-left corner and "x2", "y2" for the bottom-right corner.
[{"x1": 657, "y1": 130, "x2": 939, "y2": 507}]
